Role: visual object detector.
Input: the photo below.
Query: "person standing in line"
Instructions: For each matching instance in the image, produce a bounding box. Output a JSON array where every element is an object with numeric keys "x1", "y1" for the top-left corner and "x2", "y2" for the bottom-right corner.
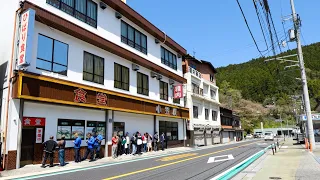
[
  {"x1": 111, "y1": 134, "x2": 118, "y2": 159},
  {"x1": 73, "y1": 133, "x2": 82, "y2": 163},
  {"x1": 142, "y1": 133, "x2": 147, "y2": 152},
  {"x1": 131, "y1": 133, "x2": 137, "y2": 155},
  {"x1": 160, "y1": 132, "x2": 165, "y2": 151},
  {"x1": 57, "y1": 135, "x2": 66, "y2": 166},
  {"x1": 41, "y1": 136, "x2": 58, "y2": 168},
  {"x1": 126, "y1": 132, "x2": 130, "y2": 155},
  {"x1": 153, "y1": 132, "x2": 159, "y2": 151},
  {"x1": 94, "y1": 132, "x2": 103, "y2": 159},
  {"x1": 122, "y1": 136, "x2": 128, "y2": 155},
  {"x1": 136, "y1": 132, "x2": 142, "y2": 155},
  {"x1": 81, "y1": 133, "x2": 95, "y2": 162},
  {"x1": 147, "y1": 133, "x2": 153, "y2": 152}
]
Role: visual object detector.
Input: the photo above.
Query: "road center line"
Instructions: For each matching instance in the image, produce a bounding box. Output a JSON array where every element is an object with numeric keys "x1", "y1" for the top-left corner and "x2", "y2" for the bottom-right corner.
[{"x1": 103, "y1": 141, "x2": 261, "y2": 180}]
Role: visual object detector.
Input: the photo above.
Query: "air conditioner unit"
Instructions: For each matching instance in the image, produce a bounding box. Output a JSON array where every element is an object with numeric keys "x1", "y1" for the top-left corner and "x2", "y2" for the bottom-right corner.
[
  {"x1": 156, "y1": 74, "x2": 163, "y2": 80},
  {"x1": 115, "y1": 12, "x2": 122, "y2": 19},
  {"x1": 155, "y1": 39, "x2": 160, "y2": 44},
  {"x1": 169, "y1": 79, "x2": 174, "y2": 85},
  {"x1": 99, "y1": 2, "x2": 107, "y2": 9},
  {"x1": 132, "y1": 63, "x2": 139, "y2": 71},
  {"x1": 151, "y1": 72, "x2": 157, "y2": 78}
]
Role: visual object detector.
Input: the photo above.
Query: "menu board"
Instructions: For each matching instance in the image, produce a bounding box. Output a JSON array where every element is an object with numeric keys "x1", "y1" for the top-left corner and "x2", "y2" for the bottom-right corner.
[
  {"x1": 87, "y1": 121, "x2": 106, "y2": 139},
  {"x1": 72, "y1": 120, "x2": 85, "y2": 139},
  {"x1": 57, "y1": 119, "x2": 72, "y2": 140}
]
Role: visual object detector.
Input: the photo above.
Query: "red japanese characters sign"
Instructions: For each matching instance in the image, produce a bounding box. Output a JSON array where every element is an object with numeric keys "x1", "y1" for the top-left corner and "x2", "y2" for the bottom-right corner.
[
  {"x1": 74, "y1": 88, "x2": 87, "y2": 103},
  {"x1": 173, "y1": 84, "x2": 183, "y2": 99},
  {"x1": 23, "y1": 117, "x2": 46, "y2": 126},
  {"x1": 17, "y1": 9, "x2": 35, "y2": 67},
  {"x1": 36, "y1": 128, "x2": 43, "y2": 143},
  {"x1": 96, "y1": 92, "x2": 108, "y2": 106}
]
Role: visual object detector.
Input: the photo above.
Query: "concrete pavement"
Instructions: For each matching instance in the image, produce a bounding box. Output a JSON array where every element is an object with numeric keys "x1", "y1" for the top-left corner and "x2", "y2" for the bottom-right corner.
[
  {"x1": 233, "y1": 138, "x2": 320, "y2": 180},
  {"x1": 0, "y1": 139, "x2": 271, "y2": 180}
]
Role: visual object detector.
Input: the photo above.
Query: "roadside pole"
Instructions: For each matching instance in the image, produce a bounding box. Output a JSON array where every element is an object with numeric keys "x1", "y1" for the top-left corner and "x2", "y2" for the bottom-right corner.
[{"x1": 290, "y1": 0, "x2": 315, "y2": 150}]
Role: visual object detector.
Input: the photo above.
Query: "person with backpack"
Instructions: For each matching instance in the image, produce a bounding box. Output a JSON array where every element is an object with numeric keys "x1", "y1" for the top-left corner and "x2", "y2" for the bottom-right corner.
[
  {"x1": 41, "y1": 136, "x2": 58, "y2": 168},
  {"x1": 57, "y1": 135, "x2": 66, "y2": 166},
  {"x1": 131, "y1": 133, "x2": 137, "y2": 155}
]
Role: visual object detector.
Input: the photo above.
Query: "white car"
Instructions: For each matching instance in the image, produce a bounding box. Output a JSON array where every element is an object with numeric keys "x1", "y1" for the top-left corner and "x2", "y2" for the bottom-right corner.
[
  {"x1": 246, "y1": 134, "x2": 253, "y2": 139},
  {"x1": 264, "y1": 132, "x2": 274, "y2": 141}
]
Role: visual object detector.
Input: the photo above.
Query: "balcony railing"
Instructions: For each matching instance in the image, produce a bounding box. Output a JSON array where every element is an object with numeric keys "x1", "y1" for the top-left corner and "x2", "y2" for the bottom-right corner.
[
  {"x1": 189, "y1": 67, "x2": 202, "y2": 79},
  {"x1": 192, "y1": 85, "x2": 203, "y2": 96}
]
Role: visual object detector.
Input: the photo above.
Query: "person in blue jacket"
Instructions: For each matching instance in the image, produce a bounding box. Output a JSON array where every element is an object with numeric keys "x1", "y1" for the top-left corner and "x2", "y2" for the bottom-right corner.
[
  {"x1": 73, "y1": 133, "x2": 82, "y2": 163},
  {"x1": 94, "y1": 132, "x2": 103, "y2": 159},
  {"x1": 81, "y1": 133, "x2": 95, "y2": 162}
]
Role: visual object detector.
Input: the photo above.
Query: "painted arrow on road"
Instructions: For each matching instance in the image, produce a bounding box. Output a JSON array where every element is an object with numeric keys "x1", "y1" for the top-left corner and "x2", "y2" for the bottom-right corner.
[{"x1": 207, "y1": 154, "x2": 234, "y2": 163}]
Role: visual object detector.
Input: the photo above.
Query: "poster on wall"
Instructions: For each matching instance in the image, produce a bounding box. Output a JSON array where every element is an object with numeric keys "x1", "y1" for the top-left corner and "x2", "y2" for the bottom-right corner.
[
  {"x1": 35, "y1": 128, "x2": 43, "y2": 143},
  {"x1": 72, "y1": 120, "x2": 85, "y2": 139},
  {"x1": 86, "y1": 121, "x2": 105, "y2": 138},
  {"x1": 57, "y1": 119, "x2": 72, "y2": 140},
  {"x1": 97, "y1": 122, "x2": 106, "y2": 138}
]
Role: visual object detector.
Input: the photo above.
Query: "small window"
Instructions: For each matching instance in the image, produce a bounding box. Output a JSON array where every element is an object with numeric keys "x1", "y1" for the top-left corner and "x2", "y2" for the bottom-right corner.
[
  {"x1": 193, "y1": 106, "x2": 198, "y2": 118},
  {"x1": 161, "y1": 47, "x2": 177, "y2": 70},
  {"x1": 160, "y1": 81, "x2": 168, "y2": 101},
  {"x1": 210, "y1": 74, "x2": 215, "y2": 82},
  {"x1": 36, "y1": 34, "x2": 68, "y2": 75},
  {"x1": 114, "y1": 63, "x2": 129, "y2": 91},
  {"x1": 212, "y1": 110, "x2": 217, "y2": 121},
  {"x1": 137, "y1": 72, "x2": 149, "y2": 96},
  {"x1": 210, "y1": 89, "x2": 216, "y2": 99},
  {"x1": 173, "y1": 97, "x2": 180, "y2": 104},
  {"x1": 121, "y1": 21, "x2": 147, "y2": 54},
  {"x1": 83, "y1": 52, "x2": 104, "y2": 84},
  {"x1": 205, "y1": 109, "x2": 209, "y2": 120}
]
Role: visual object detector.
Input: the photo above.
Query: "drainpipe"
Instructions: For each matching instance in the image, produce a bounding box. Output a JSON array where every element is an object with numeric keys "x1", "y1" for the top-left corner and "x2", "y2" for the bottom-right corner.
[{"x1": 2, "y1": 8, "x2": 21, "y2": 169}]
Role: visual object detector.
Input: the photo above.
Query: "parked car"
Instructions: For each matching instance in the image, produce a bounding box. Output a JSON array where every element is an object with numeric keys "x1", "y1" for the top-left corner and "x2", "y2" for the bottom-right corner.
[
  {"x1": 246, "y1": 134, "x2": 253, "y2": 139},
  {"x1": 264, "y1": 132, "x2": 274, "y2": 141}
]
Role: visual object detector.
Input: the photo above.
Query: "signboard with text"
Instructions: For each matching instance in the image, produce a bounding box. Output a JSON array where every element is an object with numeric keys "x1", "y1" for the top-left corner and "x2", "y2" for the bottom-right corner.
[
  {"x1": 17, "y1": 9, "x2": 35, "y2": 67},
  {"x1": 35, "y1": 128, "x2": 43, "y2": 143},
  {"x1": 23, "y1": 117, "x2": 46, "y2": 126},
  {"x1": 173, "y1": 84, "x2": 183, "y2": 99}
]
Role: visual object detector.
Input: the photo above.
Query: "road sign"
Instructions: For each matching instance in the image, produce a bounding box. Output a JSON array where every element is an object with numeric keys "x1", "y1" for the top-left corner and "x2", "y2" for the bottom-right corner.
[{"x1": 207, "y1": 154, "x2": 234, "y2": 163}]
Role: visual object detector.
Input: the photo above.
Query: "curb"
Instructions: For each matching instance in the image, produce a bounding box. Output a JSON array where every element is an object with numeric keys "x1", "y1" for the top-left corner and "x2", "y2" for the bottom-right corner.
[{"x1": 212, "y1": 145, "x2": 272, "y2": 180}]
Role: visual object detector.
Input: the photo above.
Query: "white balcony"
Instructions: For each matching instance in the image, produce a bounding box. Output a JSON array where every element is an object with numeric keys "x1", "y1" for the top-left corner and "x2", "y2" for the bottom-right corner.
[{"x1": 189, "y1": 67, "x2": 202, "y2": 79}]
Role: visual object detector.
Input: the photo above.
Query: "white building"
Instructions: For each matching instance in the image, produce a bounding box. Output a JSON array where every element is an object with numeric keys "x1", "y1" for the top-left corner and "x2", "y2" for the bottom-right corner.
[
  {"x1": 0, "y1": 0, "x2": 189, "y2": 169},
  {"x1": 183, "y1": 56, "x2": 221, "y2": 146}
]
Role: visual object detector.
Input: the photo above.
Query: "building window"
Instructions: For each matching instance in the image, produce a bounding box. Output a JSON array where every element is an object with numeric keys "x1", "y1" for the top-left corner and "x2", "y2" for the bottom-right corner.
[
  {"x1": 190, "y1": 64, "x2": 196, "y2": 69},
  {"x1": 159, "y1": 121, "x2": 178, "y2": 141},
  {"x1": 121, "y1": 21, "x2": 147, "y2": 54},
  {"x1": 210, "y1": 89, "x2": 216, "y2": 99},
  {"x1": 160, "y1": 81, "x2": 168, "y2": 101},
  {"x1": 173, "y1": 98, "x2": 180, "y2": 104},
  {"x1": 83, "y1": 51, "x2": 104, "y2": 84},
  {"x1": 47, "y1": 0, "x2": 97, "y2": 28},
  {"x1": 161, "y1": 47, "x2": 177, "y2": 70},
  {"x1": 205, "y1": 109, "x2": 209, "y2": 120},
  {"x1": 212, "y1": 110, "x2": 217, "y2": 121},
  {"x1": 57, "y1": 119, "x2": 85, "y2": 140},
  {"x1": 114, "y1": 63, "x2": 129, "y2": 91},
  {"x1": 210, "y1": 74, "x2": 215, "y2": 82},
  {"x1": 36, "y1": 34, "x2": 68, "y2": 75},
  {"x1": 193, "y1": 106, "x2": 198, "y2": 118},
  {"x1": 137, "y1": 72, "x2": 149, "y2": 96}
]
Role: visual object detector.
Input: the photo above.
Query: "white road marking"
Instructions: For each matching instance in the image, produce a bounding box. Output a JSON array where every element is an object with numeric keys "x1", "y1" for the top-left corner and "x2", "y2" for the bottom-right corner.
[
  {"x1": 281, "y1": 146, "x2": 288, "y2": 149},
  {"x1": 207, "y1": 154, "x2": 234, "y2": 163}
]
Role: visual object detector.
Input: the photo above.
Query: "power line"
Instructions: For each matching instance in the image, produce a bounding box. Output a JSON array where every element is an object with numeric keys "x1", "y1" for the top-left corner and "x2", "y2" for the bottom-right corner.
[
  {"x1": 253, "y1": 0, "x2": 269, "y2": 51},
  {"x1": 236, "y1": 0, "x2": 264, "y2": 57}
]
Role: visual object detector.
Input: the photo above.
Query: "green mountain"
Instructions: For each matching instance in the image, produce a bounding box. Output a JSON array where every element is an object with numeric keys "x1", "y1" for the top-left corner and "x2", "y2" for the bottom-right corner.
[{"x1": 216, "y1": 42, "x2": 320, "y2": 110}]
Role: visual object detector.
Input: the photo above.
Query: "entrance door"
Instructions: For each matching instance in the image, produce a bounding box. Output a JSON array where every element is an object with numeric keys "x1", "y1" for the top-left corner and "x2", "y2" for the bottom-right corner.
[{"x1": 20, "y1": 128, "x2": 36, "y2": 167}]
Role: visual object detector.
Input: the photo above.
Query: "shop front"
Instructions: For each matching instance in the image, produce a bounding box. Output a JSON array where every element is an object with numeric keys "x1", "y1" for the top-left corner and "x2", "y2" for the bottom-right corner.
[{"x1": 5, "y1": 72, "x2": 189, "y2": 169}]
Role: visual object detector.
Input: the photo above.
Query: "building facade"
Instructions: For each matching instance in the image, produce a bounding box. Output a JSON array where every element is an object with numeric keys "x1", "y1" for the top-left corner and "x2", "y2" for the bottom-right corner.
[
  {"x1": 220, "y1": 107, "x2": 244, "y2": 143},
  {"x1": 183, "y1": 56, "x2": 221, "y2": 146},
  {"x1": 0, "y1": 0, "x2": 189, "y2": 169}
]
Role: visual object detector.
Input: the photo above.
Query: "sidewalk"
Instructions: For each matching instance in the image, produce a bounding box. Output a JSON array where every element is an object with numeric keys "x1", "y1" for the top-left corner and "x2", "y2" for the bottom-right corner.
[
  {"x1": 232, "y1": 138, "x2": 320, "y2": 180},
  {"x1": 0, "y1": 139, "x2": 253, "y2": 179}
]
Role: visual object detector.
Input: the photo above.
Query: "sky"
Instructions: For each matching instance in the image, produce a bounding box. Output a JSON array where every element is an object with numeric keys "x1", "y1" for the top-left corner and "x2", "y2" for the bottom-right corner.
[{"x1": 127, "y1": 0, "x2": 320, "y2": 68}]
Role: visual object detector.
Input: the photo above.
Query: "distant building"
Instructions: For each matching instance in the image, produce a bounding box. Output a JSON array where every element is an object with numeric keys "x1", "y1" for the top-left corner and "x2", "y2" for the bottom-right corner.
[
  {"x1": 220, "y1": 107, "x2": 244, "y2": 143},
  {"x1": 183, "y1": 55, "x2": 221, "y2": 146}
]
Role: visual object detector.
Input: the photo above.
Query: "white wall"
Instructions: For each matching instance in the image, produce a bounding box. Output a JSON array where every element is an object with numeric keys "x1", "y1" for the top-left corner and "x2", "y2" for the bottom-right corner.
[
  {"x1": 114, "y1": 111, "x2": 153, "y2": 136},
  {"x1": 26, "y1": 22, "x2": 183, "y2": 106},
  {"x1": 23, "y1": 102, "x2": 106, "y2": 148},
  {"x1": 30, "y1": 0, "x2": 183, "y2": 77},
  {"x1": 156, "y1": 116, "x2": 184, "y2": 140},
  {"x1": 7, "y1": 99, "x2": 20, "y2": 151}
]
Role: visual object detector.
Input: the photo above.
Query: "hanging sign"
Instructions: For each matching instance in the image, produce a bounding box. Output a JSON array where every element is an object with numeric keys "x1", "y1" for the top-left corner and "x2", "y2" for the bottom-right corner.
[
  {"x1": 173, "y1": 84, "x2": 183, "y2": 99},
  {"x1": 17, "y1": 9, "x2": 35, "y2": 67},
  {"x1": 36, "y1": 128, "x2": 43, "y2": 143},
  {"x1": 23, "y1": 117, "x2": 46, "y2": 126}
]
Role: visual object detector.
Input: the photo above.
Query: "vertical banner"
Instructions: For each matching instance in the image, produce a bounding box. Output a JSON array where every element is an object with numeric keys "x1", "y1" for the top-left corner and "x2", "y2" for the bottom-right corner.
[
  {"x1": 36, "y1": 128, "x2": 43, "y2": 143},
  {"x1": 17, "y1": 9, "x2": 35, "y2": 67},
  {"x1": 173, "y1": 84, "x2": 183, "y2": 99}
]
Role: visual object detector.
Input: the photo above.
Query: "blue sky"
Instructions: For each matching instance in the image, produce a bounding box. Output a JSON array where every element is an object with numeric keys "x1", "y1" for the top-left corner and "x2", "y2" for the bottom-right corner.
[{"x1": 127, "y1": 0, "x2": 320, "y2": 68}]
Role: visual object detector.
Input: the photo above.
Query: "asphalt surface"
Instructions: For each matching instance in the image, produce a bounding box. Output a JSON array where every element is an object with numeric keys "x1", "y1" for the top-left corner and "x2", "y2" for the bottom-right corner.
[{"x1": 33, "y1": 139, "x2": 272, "y2": 180}]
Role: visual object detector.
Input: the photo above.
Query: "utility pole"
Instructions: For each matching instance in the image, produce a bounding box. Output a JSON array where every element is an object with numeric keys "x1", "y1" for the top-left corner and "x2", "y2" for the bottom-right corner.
[{"x1": 290, "y1": 0, "x2": 315, "y2": 149}]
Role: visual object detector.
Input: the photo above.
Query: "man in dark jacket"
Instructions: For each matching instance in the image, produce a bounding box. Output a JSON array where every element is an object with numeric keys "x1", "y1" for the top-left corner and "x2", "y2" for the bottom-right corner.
[
  {"x1": 153, "y1": 132, "x2": 159, "y2": 151},
  {"x1": 160, "y1": 132, "x2": 165, "y2": 151},
  {"x1": 41, "y1": 136, "x2": 58, "y2": 168}
]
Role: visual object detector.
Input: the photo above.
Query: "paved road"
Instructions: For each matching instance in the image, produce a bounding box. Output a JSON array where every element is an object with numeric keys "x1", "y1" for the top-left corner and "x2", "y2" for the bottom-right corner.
[{"x1": 32, "y1": 140, "x2": 272, "y2": 180}]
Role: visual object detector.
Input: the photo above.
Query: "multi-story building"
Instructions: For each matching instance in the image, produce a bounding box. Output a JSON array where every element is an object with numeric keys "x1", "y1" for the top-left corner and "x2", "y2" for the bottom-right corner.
[
  {"x1": 220, "y1": 107, "x2": 244, "y2": 143},
  {"x1": 183, "y1": 55, "x2": 221, "y2": 146},
  {"x1": 0, "y1": 0, "x2": 189, "y2": 169}
]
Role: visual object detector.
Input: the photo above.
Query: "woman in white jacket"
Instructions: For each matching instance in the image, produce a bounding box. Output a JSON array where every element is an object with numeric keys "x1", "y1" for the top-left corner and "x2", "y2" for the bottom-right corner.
[{"x1": 125, "y1": 132, "x2": 130, "y2": 154}]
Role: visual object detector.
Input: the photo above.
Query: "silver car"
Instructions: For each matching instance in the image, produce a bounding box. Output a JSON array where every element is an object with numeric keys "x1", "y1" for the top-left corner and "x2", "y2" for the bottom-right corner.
[{"x1": 264, "y1": 132, "x2": 274, "y2": 141}]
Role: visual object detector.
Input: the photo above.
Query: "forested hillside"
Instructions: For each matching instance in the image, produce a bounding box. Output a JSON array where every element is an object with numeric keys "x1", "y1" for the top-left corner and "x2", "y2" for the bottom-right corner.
[{"x1": 216, "y1": 42, "x2": 320, "y2": 109}]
